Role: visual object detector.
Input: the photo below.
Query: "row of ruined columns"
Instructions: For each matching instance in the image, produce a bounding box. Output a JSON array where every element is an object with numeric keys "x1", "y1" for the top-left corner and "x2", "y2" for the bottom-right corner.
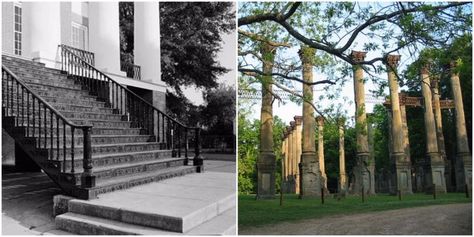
[
  {"x1": 281, "y1": 116, "x2": 349, "y2": 194},
  {"x1": 256, "y1": 41, "x2": 471, "y2": 198}
]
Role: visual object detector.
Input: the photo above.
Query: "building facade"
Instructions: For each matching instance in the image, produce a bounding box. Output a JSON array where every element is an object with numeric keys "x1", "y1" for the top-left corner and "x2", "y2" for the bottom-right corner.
[{"x1": 2, "y1": 1, "x2": 165, "y2": 111}]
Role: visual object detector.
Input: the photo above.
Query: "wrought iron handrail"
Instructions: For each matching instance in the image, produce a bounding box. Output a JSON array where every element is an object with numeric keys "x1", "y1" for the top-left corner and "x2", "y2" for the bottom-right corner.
[
  {"x1": 61, "y1": 44, "x2": 95, "y2": 66},
  {"x1": 59, "y1": 44, "x2": 203, "y2": 171},
  {"x1": 1, "y1": 65, "x2": 95, "y2": 187},
  {"x1": 120, "y1": 61, "x2": 141, "y2": 80}
]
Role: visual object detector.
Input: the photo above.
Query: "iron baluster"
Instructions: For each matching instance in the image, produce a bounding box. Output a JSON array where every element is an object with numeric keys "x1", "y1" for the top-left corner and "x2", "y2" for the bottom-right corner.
[
  {"x1": 50, "y1": 111, "x2": 53, "y2": 159},
  {"x1": 81, "y1": 126, "x2": 95, "y2": 188},
  {"x1": 71, "y1": 127, "x2": 75, "y2": 173},
  {"x1": 56, "y1": 115, "x2": 59, "y2": 161}
]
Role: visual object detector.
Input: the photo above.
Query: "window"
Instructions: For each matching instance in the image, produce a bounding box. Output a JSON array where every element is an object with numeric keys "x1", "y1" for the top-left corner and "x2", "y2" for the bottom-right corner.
[
  {"x1": 71, "y1": 23, "x2": 88, "y2": 50},
  {"x1": 14, "y1": 4, "x2": 22, "y2": 55}
]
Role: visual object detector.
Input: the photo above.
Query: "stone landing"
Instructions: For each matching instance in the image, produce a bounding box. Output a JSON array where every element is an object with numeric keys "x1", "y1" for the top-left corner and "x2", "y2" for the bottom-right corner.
[{"x1": 54, "y1": 171, "x2": 236, "y2": 235}]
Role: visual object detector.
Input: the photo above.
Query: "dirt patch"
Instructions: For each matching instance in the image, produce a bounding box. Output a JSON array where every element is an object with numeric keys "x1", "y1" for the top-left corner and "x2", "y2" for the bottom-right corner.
[{"x1": 239, "y1": 203, "x2": 472, "y2": 235}]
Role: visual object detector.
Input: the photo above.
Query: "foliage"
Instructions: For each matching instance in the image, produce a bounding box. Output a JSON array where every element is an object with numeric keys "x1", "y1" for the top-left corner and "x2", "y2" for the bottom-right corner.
[
  {"x1": 201, "y1": 85, "x2": 236, "y2": 135},
  {"x1": 239, "y1": 193, "x2": 471, "y2": 229},
  {"x1": 165, "y1": 92, "x2": 201, "y2": 127},
  {"x1": 238, "y1": 2, "x2": 472, "y2": 110},
  {"x1": 160, "y1": 2, "x2": 235, "y2": 95},
  {"x1": 119, "y1": 2, "x2": 134, "y2": 63},
  {"x1": 238, "y1": 114, "x2": 286, "y2": 194}
]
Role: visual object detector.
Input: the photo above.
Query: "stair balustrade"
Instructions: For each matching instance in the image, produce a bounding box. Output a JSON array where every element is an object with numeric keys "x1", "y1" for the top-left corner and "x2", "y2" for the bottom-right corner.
[
  {"x1": 59, "y1": 44, "x2": 203, "y2": 171},
  {"x1": 1, "y1": 66, "x2": 96, "y2": 188}
]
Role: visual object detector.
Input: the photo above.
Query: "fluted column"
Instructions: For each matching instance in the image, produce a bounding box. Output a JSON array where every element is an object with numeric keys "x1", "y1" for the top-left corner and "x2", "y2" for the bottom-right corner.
[
  {"x1": 386, "y1": 54, "x2": 412, "y2": 194},
  {"x1": 449, "y1": 61, "x2": 472, "y2": 193},
  {"x1": 316, "y1": 116, "x2": 327, "y2": 190},
  {"x1": 421, "y1": 66, "x2": 446, "y2": 193},
  {"x1": 281, "y1": 131, "x2": 288, "y2": 192},
  {"x1": 351, "y1": 51, "x2": 371, "y2": 194},
  {"x1": 256, "y1": 43, "x2": 276, "y2": 199},
  {"x1": 338, "y1": 118, "x2": 347, "y2": 193},
  {"x1": 298, "y1": 46, "x2": 322, "y2": 198}
]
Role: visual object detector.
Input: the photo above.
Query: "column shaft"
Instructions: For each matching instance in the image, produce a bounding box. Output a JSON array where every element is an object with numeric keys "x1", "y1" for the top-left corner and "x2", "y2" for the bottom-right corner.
[
  {"x1": 256, "y1": 43, "x2": 276, "y2": 199},
  {"x1": 317, "y1": 116, "x2": 327, "y2": 190},
  {"x1": 89, "y1": 2, "x2": 123, "y2": 75},
  {"x1": 387, "y1": 55, "x2": 412, "y2": 194},
  {"x1": 421, "y1": 67, "x2": 446, "y2": 193},
  {"x1": 338, "y1": 119, "x2": 347, "y2": 193},
  {"x1": 450, "y1": 62, "x2": 472, "y2": 192},
  {"x1": 299, "y1": 46, "x2": 321, "y2": 197},
  {"x1": 351, "y1": 51, "x2": 370, "y2": 194}
]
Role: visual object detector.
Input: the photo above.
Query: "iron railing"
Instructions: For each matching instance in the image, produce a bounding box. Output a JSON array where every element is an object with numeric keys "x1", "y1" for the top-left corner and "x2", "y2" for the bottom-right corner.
[
  {"x1": 1, "y1": 66, "x2": 95, "y2": 187},
  {"x1": 120, "y1": 62, "x2": 141, "y2": 80},
  {"x1": 59, "y1": 44, "x2": 203, "y2": 171},
  {"x1": 61, "y1": 44, "x2": 95, "y2": 66}
]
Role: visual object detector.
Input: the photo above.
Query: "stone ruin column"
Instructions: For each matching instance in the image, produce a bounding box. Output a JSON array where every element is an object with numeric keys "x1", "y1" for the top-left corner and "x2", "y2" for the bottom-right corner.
[
  {"x1": 338, "y1": 118, "x2": 348, "y2": 193},
  {"x1": 449, "y1": 61, "x2": 472, "y2": 193},
  {"x1": 298, "y1": 46, "x2": 322, "y2": 198},
  {"x1": 350, "y1": 51, "x2": 371, "y2": 194},
  {"x1": 294, "y1": 116, "x2": 303, "y2": 194},
  {"x1": 399, "y1": 94, "x2": 413, "y2": 190},
  {"x1": 386, "y1": 54, "x2": 413, "y2": 194},
  {"x1": 281, "y1": 130, "x2": 288, "y2": 193},
  {"x1": 257, "y1": 43, "x2": 276, "y2": 199},
  {"x1": 366, "y1": 114, "x2": 376, "y2": 195},
  {"x1": 431, "y1": 77, "x2": 451, "y2": 190},
  {"x1": 288, "y1": 123, "x2": 295, "y2": 193},
  {"x1": 420, "y1": 66, "x2": 446, "y2": 193},
  {"x1": 316, "y1": 116, "x2": 327, "y2": 191}
]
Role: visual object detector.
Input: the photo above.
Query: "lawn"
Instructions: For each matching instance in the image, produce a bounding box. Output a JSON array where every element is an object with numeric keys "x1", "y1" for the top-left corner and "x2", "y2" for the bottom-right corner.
[{"x1": 238, "y1": 193, "x2": 471, "y2": 229}]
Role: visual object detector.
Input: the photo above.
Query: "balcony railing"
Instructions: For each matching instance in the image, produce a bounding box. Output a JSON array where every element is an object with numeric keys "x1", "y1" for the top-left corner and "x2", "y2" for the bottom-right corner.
[{"x1": 120, "y1": 62, "x2": 141, "y2": 80}]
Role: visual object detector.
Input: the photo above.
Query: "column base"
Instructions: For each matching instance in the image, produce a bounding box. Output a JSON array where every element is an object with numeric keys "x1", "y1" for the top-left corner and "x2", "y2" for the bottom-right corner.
[
  {"x1": 455, "y1": 152, "x2": 472, "y2": 193},
  {"x1": 350, "y1": 152, "x2": 373, "y2": 195},
  {"x1": 391, "y1": 152, "x2": 413, "y2": 195},
  {"x1": 299, "y1": 152, "x2": 322, "y2": 198},
  {"x1": 423, "y1": 152, "x2": 447, "y2": 194},
  {"x1": 256, "y1": 152, "x2": 276, "y2": 199}
]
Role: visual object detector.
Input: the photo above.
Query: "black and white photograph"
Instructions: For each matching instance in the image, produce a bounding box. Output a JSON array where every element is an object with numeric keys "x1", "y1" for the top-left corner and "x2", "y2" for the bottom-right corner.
[{"x1": 1, "y1": 1, "x2": 236, "y2": 235}]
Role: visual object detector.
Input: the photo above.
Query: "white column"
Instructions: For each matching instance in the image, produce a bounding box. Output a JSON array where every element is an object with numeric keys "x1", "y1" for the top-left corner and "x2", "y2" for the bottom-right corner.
[
  {"x1": 134, "y1": 2, "x2": 161, "y2": 84},
  {"x1": 88, "y1": 2, "x2": 123, "y2": 76},
  {"x1": 23, "y1": 2, "x2": 61, "y2": 68}
]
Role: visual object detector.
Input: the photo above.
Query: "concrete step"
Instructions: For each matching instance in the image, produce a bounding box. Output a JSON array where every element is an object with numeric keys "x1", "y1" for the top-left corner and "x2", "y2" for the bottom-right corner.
[
  {"x1": 187, "y1": 207, "x2": 236, "y2": 235},
  {"x1": 55, "y1": 207, "x2": 236, "y2": 235},
  {"x1": 60, "y1": 172, "x2": 235, "y2": 233},
  {"x1": 88, "y1": 165, "x2": 197, "y2": 197},
  {"x1": 56, "y1": 212, "x2": 179, "y2": 235},
  {"x1": 70, "y1": 157, "x2": 187, "y2": 184}
]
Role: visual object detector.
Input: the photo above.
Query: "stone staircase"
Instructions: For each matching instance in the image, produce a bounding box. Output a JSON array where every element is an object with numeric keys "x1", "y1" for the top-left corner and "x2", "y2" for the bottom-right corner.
[{"x1": 2, "y1": 55, "x2": 198, "y2": 200}]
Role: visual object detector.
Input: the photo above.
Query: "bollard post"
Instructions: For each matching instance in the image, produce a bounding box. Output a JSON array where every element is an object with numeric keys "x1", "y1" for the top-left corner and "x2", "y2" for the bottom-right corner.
[
  {"x1": 280, "y1": 189, "x2": 283, "y2": 206},
  {"x1": 321, "y1": 188, "x2": 325, "y2": 204},
  {"x1": 398, "y1": 190, "x2": 401, "y2": 201},
  {"x1": 466, "y1": 184, "x2": 469, "y2": 198},
  {"x1": 361, "y1": 186, "x2": 365, "y2": 203},
  {"x1": 433, "y1": 184, "x2": 436, "y2": 200}
]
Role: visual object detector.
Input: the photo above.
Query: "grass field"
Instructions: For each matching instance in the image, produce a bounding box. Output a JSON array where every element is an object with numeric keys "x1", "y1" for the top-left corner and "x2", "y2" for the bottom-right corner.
[{"x1": 238, "y1": 193, "x2": 472, "y2": 228}]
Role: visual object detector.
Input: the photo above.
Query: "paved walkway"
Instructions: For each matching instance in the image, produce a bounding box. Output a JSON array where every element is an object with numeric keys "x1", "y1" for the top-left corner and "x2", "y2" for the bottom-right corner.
[
  {"x1": 239, "y1": 203, "x2": 472, "y2": 235},
  {"x1": 2, "y1": 160, "x2": 235, "y2": 235}
]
